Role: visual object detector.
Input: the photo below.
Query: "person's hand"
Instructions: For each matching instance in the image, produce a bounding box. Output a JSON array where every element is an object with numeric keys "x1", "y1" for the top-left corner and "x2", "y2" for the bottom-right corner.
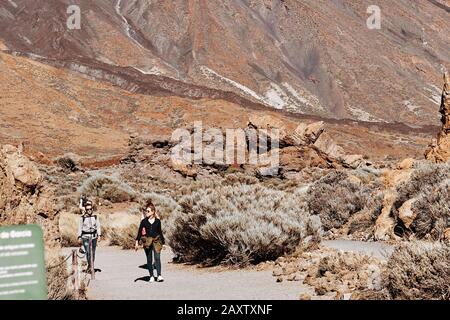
[
  {"x1": 97, "y1": 236, "x2": 101, "y2": 243},
  {"x1": 134, "y1": 241, "x2": 139, "y2": 251}
]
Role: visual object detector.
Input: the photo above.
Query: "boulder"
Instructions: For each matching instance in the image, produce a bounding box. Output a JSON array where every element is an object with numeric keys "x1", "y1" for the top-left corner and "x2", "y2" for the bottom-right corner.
[
  {"x1": 313, "y1": 133, "x2": 345, "y2": 160},
  {"x1": 342, "y1": 154, "x2": 364, "y2": 169},
  {"x1": 398, "y1": 198, "x2": 417, "y2": 229},
  {"x1": 170, "y1": 158, "x2": 197, "y2": 178},
  {"x1": 397, "y1": 158, "x2": 415, "y2": 170},
  {"x1": 1, "y1": 145, "x2": 42, "y2": 187},
  {"x1": 374, "y1": 191, "x2": 397, "y2": 241},
  {"x1": 288, "y1": 121, "x2": 324, "y2": 146},
  {"x1": 0, "y1": 145, "x2": 59, "y2": 247},
  {"x1": 299, "y1": 293, "x2": 312, "y2": 300},
  {"x1": 247, "y1": 114, "x2": 287, "y2": 142}
]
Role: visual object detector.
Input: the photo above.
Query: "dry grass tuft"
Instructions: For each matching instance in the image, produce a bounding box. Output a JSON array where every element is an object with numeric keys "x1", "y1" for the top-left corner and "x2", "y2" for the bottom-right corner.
[{"x1": 59, "y1": 212, "x2": 80, "y2": 247}]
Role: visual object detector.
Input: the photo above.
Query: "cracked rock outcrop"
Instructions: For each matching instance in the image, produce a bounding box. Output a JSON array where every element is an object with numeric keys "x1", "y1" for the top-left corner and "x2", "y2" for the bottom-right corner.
[{"x1": 425, "y1": 73, "x2": 450, "y2": 163}]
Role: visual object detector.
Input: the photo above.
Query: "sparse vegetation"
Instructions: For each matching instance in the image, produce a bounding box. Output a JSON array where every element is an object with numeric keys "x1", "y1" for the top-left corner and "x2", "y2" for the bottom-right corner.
[
  {"x1": 139, "y1": 192, "x2": 180, "y2": 219},
  {"x1": 306, "y1": 170, "x2": 373, "y2": 231},
  {"x1": 78, "y1": 174, "x2": 137, "y2": 203},
  {"x1": 393, "y1": 162, "x2": 449, "y2": 211},
  {"x1": 166, "y1": 184, "x2": 322, "y2": 265},
  {"x1": 59, "y1": 212, "x2": 80, "y2": 247},
  {"x1": 46, "y1": 256, "x2": 77, "y2": 300},
  {"x1": 383, "y1": 242, "x2": 450, "y2": 300},
  {"x1": 411, "y1": 180, "x2": 450, "y2": 240},
  {"x1": 55, "y1": 153, "x2": 79, "y2": 172},
  {"x1": 102, "y1": 212, "x2": 140, "y2": 249}
]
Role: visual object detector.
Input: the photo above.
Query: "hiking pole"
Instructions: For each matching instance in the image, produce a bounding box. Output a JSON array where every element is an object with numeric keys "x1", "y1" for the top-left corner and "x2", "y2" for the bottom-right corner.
[{"x1": 89, "y1": 238, "x2": 95, "y2": 280}]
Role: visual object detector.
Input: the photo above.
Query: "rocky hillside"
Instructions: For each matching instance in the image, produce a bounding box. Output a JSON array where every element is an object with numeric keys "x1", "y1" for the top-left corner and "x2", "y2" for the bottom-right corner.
[{"x1": 0, "y1": 0, "x2": 449, "y2": 126}]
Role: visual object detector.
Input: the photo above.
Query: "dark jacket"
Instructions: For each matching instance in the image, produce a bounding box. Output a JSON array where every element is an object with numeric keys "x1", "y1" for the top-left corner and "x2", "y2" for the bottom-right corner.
[{"x1": 136, "y1": 217, "x2": 165, "y2": 244}]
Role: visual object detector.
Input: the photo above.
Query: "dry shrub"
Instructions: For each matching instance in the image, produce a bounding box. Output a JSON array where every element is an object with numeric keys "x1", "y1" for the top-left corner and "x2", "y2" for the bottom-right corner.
[
  {"x1": 173, "y1": 179, "x2": 220, "y2": 200},
  {"x1": 46, "y1": 256, "x2": 76, "y2": 300},
  {"x1": 346, "y1": 193, "x2": 384, "y2": 238},
  {"x1": 139, "y1": 192, "x2": 180, "y2": 219},
  {"x1": 166, "y1": 184, "x2": 322, "y2": 265},
  {"x1": 411, "y1": 179, "x2": 450, "y2": 240},
  {"x1": 102, "y1": 212, "x2": 140, "y2": 249},
  {"x1": 307, "y1": 171, "x2": 372, "y2": 231},
  {"x1": 393, "y1": 162, "x2": 449, "y2": 212},
  {"x1": 384, "y1": 242, "x2": 450, "y2": 300},
  {"x1": 55, "y1": 153, "x2": 78, "y2": 172},
  {"x1": 223, "y1": 173, "x2": 259, "y2": 186},
  {"x1": 59, "y1": 212, "x2": 79, "y2": 247},
  {"x1": 78, "y1": 174, "x2": 137, "y2": 203}
]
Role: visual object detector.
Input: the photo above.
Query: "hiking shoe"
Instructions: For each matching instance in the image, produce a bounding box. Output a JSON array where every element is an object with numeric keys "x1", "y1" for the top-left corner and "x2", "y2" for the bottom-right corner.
[
  {"x1": 149, "y1": 276, "x2": 155, "y2": 283},
  {"x1": 157, "y1": 275, "x2": 164, "y2": 282}
]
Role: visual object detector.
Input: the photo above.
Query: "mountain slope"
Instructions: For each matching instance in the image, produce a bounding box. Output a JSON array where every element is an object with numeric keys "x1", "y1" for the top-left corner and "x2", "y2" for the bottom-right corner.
[{"x1": 0, "y1": 0, "x2": 449, "y2": 125}]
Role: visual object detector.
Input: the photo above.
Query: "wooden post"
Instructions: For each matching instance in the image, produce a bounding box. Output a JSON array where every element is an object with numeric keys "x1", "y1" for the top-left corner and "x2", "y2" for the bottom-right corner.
[
  {"x1": 71, "y1": 249, "x2": 79, "y2": 299},
  {"x1": 89, "y1": 238, "x2": 95, "y2": 280}
]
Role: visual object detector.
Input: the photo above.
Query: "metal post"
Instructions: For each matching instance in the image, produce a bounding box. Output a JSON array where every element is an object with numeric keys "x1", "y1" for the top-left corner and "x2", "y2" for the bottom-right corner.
[
  {"x1": 89, "y1": 238, "x2": 95, "y2": 279},
  {"x1": 71, "y1": 249, "x2": 79, "y2": 299}
]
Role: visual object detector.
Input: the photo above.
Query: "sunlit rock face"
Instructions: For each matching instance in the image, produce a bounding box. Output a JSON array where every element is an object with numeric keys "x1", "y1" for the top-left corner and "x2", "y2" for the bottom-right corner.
[{"x1": 425, "y1": 73, "x2": 450, "y2": 163}]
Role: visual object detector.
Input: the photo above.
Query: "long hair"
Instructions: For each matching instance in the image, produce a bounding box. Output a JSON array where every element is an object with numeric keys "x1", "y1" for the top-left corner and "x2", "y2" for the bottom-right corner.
[{"x1": 141, "y1": 199, "x2": 159, "y2": 219}]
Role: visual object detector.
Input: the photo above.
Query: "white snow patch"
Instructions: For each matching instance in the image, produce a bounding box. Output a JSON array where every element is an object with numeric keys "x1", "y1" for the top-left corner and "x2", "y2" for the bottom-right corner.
[
  {"x1": 348, "y1": 106, "x2": 384, "y2": 122},
  {"x1": 424, "y1": 84, "x2": 441, "y2": 105},
  {"x1": 20, "y1": 35, "x2": 32, "y2": 45},
  {"x1": 263, "y1": 84, "x2": 286, "y2": 109},
  {"x1": 27, "y1": 53, "x2": 46, "y2": 60},
  {"x1": 8, "y1": 0, "x2": 17, "y2": 8},
  {"x1": 403, "y1": 100, "x2": 421, "y2": 115},
  {"x1": 200, "y1": 66, "x2": 327, "y2": 111},
  {"x1": 282, "y1": 82, "x2": 323, "y2": 111},
  {"x1": 115, "y1": 0, "x2": 145, "y2": 50},
  {"x1": 132, "y1": 66, "x2": 162, "y2": 75},
  {"x1": 200, "y1": 65, "x2": 264, "y2": 101}
]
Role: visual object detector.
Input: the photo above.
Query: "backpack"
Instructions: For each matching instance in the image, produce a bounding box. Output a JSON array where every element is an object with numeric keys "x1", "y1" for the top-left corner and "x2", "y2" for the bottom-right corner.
[{"x1": 81, "y1": 215, "x2": 98, "y2": 237}]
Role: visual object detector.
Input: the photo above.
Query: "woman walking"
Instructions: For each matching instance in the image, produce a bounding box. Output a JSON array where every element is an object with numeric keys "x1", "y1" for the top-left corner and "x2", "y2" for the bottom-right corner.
[{"x1": 135, "y1": 200, "x2": 165, "y2": 282}]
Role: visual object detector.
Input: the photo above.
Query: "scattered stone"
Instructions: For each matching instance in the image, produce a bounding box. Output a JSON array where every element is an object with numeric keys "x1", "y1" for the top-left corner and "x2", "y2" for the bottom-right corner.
[
  {"x1": 272, "y1": 267, "x2": 283, "y2": 277},
  {"x1": 398, "y1": 198, "x2": 417, "y2": 228},
  {"x1": 299, "y1": 293, "x2": 311, "y2": 300},
  {"x1": 397, "y1": 158, "x2": 415, "y2": 170}
]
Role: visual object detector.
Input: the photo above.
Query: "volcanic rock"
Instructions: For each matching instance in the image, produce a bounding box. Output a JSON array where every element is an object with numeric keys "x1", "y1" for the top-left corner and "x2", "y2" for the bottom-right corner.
[
  {"x1": 425, "y1": 73, "x2": 450, "y2": 163},
  {"x1": 289, "y1": 121, "x2": 325, "y2": 146},
  {"x1": 0, "y1": 145, "x2": 59, "y2": 247}
]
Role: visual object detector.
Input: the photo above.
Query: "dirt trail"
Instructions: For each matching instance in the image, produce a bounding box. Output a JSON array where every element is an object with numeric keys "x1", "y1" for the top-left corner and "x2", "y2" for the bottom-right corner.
[{"x1": 85, "y1": 246, "x2": 312, "y2": 300}]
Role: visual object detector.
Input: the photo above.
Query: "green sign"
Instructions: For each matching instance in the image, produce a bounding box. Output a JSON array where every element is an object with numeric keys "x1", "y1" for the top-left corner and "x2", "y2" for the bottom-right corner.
[{"x1": 0, "y1": 224, "x2": 48, "y2": 300}]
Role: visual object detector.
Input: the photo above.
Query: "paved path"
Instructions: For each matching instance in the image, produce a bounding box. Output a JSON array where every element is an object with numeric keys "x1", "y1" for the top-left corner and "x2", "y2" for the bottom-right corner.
[
  {"x1": 323, "y1": 240, "x2": 394, "y2": 261},
  {"x1": 72, "y1": 240, "x2": 393, "y2": 300},
  {"x1": 85, "y1": 246, "x2": 312, "y2": 300}
]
